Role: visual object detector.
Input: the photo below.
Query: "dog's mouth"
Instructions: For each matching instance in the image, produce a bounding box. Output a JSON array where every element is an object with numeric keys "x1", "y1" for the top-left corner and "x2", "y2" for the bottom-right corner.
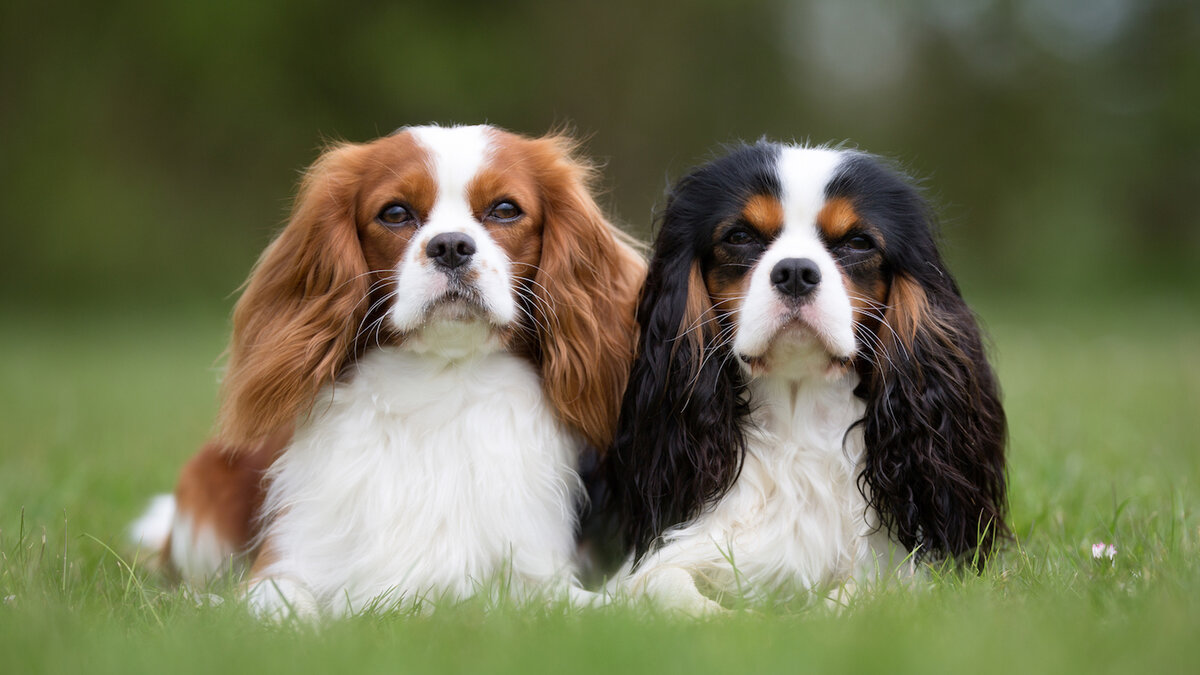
[
  {"x1": 737, "y1": 318, "x2": 854, "y2": 377},
  {"x1": 400, "y1": 283, "x2": 510, "y2": 358},
  {"x1": 424, "y1": 286, "x2": 490, "y2": 322}
]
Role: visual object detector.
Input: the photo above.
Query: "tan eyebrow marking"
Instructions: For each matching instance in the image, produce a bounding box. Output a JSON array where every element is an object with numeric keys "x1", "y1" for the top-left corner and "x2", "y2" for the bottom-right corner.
[
  {"x1": 817, "y1": 197, "x2": 860, "y2": 240},
  {"x1": 741, "y1": 194, "x2": 784, "y2": 239}
]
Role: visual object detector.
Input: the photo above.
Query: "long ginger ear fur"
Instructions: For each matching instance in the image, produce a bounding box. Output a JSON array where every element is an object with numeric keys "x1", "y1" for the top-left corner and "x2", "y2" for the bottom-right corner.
[
  {"x1": 217, "y1": 143, "x2": 369, "y2": 446},
  {"x1": 529, "y1": 135, "x2": 646, "y2": 451},
  {"x1": 858, "y1": 270, "x2": 1008, "y2": 565}
]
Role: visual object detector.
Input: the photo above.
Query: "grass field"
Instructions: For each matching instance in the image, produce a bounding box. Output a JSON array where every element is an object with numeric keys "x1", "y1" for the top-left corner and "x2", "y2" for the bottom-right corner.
[{"x1": 2, "y1": 298, "x2": 1197, "y2": 674}]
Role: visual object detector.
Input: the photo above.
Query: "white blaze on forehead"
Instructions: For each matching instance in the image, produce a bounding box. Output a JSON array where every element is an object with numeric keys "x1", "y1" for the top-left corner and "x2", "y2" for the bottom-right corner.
[
  {"x1": 732, "y1": 145, "x2": 858, "y2": 364},
  {"x1": 408, "y1": 124, "x2": 494, "y2": 213},
  {"x1": 776, "y1": 146, "x2": 844, "y2": 241},
  {"x1": 388, "y1": 124, "x2": 516, "y2": 338}
]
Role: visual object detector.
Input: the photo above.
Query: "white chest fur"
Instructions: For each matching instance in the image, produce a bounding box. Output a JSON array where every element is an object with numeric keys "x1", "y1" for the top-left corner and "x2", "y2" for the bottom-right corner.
[
  {"x1": 626, "y1": 369, "x2": 903, "y2": 604},
  {"x1": 251, "y1": 340, "x2": 583, "y2": 616}
]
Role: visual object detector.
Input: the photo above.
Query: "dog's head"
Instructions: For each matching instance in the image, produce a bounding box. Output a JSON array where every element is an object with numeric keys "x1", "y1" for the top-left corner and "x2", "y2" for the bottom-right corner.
[{"x1": 218, "y1": 125, "x2": 645, "y2": 451}]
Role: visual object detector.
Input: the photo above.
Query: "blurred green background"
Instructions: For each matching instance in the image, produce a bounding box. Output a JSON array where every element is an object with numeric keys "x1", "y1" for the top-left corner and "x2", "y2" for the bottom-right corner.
[
  {"x1": 3, "y1": 0, "x2": 1198, "y2": 313},
  {"x1": 2, "y1": 4, "x2": 1200, "y2": 670}
]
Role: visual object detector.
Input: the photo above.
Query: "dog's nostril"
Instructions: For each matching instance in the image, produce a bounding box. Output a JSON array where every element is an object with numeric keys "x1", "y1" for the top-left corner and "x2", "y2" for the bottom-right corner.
[
  {"x1": 771, "y1": 258, "x2": 821, "y2": 298},
  {"x1": 454, "y1": 238, "x2": 476, "y2": 258},
  {"x1": 426, "y1": 232, "x2": 476, "y2": 269},
  {"x1": 800, "y1": 263, "x2": 821, "y2": 287}
]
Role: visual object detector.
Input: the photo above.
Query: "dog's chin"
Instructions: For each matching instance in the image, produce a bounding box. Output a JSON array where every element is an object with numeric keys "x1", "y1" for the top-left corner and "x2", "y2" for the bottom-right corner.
[
  {"x1": 738, "y1": 320, "x2": 854, "y2": 380},
  {"x1": 395, "y1": 291, "x2": 512, "y2": 360},
  {"x1": 423, "y1": 293, "x2": 491, "y2": 324}
]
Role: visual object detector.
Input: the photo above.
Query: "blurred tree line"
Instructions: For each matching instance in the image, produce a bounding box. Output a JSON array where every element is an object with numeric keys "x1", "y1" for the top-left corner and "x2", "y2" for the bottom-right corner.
[{"x1": 2, "y1": 0, "x2": 1197, "y2": 310}]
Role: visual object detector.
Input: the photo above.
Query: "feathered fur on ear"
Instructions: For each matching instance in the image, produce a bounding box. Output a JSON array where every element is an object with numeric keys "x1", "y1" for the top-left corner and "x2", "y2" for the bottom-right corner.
[
  {"x1": 858, "y1": 269, "x2": 1008, "y2": 563},
  {"x1": 529, "y1": 135, "x2": 645, "y2": 451},
  {"x1": 607, "y1": 234, "x2": 751, "y2": 561},
  {"x1": 217, "y1": 143, "x2": 369, "y2": 446}
]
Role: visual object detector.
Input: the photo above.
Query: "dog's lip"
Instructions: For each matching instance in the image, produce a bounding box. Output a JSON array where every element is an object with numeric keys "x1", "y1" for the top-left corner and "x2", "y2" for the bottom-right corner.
[
  {"x1": 421, "y1": 286, "x2": 482, "y2": 312},
  {"x1": 737, "y1": 318, "x2": 855, "y2": 367},
  {"x1": 434, "y1": 281, "x2": 483, "y2": 304},
  {"x1": 420, "y1": 285, "x2": 514, "y2": 327},
  {"x1": 783, "y1": 317, "x2": 856, "y2": 360}
]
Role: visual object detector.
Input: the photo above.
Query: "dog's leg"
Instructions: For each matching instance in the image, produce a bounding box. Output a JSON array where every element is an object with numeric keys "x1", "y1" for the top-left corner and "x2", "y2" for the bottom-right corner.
[
  {"x1": 244, "y1": 576, "x2": 320, "y2": 622},
  {"x1": 131, "y1": 431, "x2": 288, "y2": 584},
  {"x1": 636, "y1": 565, "x2": 727, "y2": 616},
  {"x1": 565, "y1": 584, "x2": 608, "y2": 609}
]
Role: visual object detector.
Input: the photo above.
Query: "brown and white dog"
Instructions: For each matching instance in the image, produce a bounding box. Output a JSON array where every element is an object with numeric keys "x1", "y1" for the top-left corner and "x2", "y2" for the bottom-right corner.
[{"x1": 131, "y1": 125, "x2": 645, "y2": 618}]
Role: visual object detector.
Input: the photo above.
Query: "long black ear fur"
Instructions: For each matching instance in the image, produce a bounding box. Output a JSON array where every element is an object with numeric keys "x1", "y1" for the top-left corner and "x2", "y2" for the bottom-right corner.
[
  {"x1": 859, "y1": 275, "x2": 1008, "y2": 564},
  {"x1": 605, "y1": 230, "x2": 750, "y2": 562},
  {"x1": 846, "y1": 157, "x2": 1008, "y2": 564}
]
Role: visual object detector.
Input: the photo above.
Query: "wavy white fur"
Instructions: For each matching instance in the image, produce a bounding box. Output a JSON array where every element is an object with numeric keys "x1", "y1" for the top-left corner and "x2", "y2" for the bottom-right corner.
[
  {"x1": 128, "y1": 494, "x2": 175, "y2": 556},
  {"x1": 247, "y1": 323, "x2": 584, "y2": 618},
  {"x1": 619, "y1": 356, "x2": 910, "y2": 613}
]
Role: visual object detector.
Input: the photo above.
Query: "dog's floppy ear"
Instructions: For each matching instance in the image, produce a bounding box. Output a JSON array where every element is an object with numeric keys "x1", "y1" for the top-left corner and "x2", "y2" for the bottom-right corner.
[
  {"x1": 217, "y1": 143, "x2": 369, "y2": 446},
  {"x1": 858, "y1": 215, "x2": 1008, "y2": 564},
  {"x1": 528, "y1": 134, "x2": 645, "y2": 451},
  {"x1": 607, "y1": 201, "x2": 751, "y2": 562}
]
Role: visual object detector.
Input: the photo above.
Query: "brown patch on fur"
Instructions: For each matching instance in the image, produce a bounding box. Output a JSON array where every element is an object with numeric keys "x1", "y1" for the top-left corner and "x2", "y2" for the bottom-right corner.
[
  {"x1": 845, "y1": 274, "x2": 889, "y2": 335},
  {"x1": 481, "y1": 130, "x2": 646, "y2": 450},
  {"x1": 705, "y1": 263, "x2": 752, "y2": 313},
  {"x1": 217, "y1": 135, "x2": 435, "y2": 445},
  {"x1": 886, "y1": 274, "x2": 932, "y2": 350},
  {"x1": 821, "y1": 197, "x2": 887, "y2": 353},
  {"x1": 741, "y1": 194, "x2": 784, "y2": 238},
  {"x1": 817, "y1": 197, "x2": 860, "y2": 240},
  {"x1": 170, "y1": 429, "x2": 289, "y2": 567},
  {"x1": 676, "y1": 262, "x2": 720, "y2": 370},
  {"x1": 467, "y1": 131, "x2": 549, "y2": 329},
  {"x1": 701, "y1": 214, "x2": 762, "y2": 355},
  {"x1": 703, "y1": 258, "x2": 749, "y2": 369},
  {"x1": 882, "y1": 274, "x2": 973, "y2": 375},
  {"x1": 248, "y1": 537, "x2": 279, "y2": 580},
  {"x1": 354, "y1": 133, "x2": 438, "y2": 298}
]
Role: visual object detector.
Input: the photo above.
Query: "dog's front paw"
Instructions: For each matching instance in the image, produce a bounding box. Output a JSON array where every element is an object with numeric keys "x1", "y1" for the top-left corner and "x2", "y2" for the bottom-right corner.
[
  {"x1": 244, "y1": 576, "x2": 320, "y2": 622},
  {"x1": 641, "y1": 566, "x2": 728, "y2": 617}
]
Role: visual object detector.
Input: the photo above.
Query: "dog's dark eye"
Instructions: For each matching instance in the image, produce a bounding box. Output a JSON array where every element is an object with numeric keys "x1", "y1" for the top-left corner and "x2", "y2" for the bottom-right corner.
[
  {"x1": 724, "y1": 229, "x2": 754, "y2": 246},
  {"x1": 487, "y1": 201, "x2": 523, "y2": 223},
  {"x1": 844, "y1": 234, "x2": 874, "y2": 251},
  {"x1": 378, "y1": 203, "x2": 414, "y2": 227}
]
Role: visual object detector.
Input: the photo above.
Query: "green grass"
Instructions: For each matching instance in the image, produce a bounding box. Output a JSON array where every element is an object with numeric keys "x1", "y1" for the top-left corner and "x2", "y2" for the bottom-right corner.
[{"x1": 2, "y1": 299, "x2": 1198, "y2": 674}]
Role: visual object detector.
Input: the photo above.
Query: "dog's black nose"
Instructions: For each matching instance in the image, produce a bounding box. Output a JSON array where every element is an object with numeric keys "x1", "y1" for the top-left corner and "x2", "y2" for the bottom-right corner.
[
  {"x1": 770, "y1": 257, "x2": 821, "y2": 298},
  {"x1": 426, "y1": 232, "x2": 476, "y2": 270}
]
